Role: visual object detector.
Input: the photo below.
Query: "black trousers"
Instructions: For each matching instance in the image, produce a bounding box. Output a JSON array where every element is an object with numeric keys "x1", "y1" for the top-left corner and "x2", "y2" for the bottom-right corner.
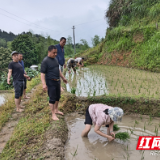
[{"x1": 46, "y1": 79, "x2": 61, "y2": 104}]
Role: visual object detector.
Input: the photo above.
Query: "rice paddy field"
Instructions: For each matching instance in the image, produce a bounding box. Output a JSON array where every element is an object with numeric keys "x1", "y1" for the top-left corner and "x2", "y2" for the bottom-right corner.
[{"x1": 66, "y1": 65, "x2": 160, "y2": 99}]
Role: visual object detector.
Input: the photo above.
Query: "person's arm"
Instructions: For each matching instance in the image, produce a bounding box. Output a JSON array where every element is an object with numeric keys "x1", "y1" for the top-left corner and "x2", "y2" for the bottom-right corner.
[
  {"x1": 59, "y1": 70, "x2": 67, "y2": 84},
  {"x1": 41, "y1": 73, "x2": 47, "y2": 91},
  {"x1": 94, "y1": 125, "x2": 114, "y2": 142},
  {"x1": 24, "y1": 74, "x2": 30, "y2": 80},
  {"x1": 7, "y1": 69, "x2": 12, "y2": 84},
  {"x1": 108, "y1": 121, "x2": 115, "y2": 138}
]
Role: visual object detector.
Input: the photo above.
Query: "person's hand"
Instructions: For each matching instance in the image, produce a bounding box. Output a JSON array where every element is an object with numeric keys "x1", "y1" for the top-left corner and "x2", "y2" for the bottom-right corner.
[
  {"x1": 43, "y1": 84, "x2": 48, "y2": 91},
  {"x1": 110, "y1": 132, "x2": 115, "y2": 138},
  {"x1": 107, "y1": 135, "x2": 115, "y2": 142},
  {"x1": 7, "y1": 78, "x2": 11, "y2": 84},
  {"x1": 62, "y1": 78, "x2": 67, "y2": 84},
  {"x1": 69, "y1": 70, "x2": 71, "y2": 74},
  {"x1": 27, "y1": 77, "x2": 30, "y2": 80},
  {"x1": 64, "y1": 64, "x2": 66, "y2": 68}
]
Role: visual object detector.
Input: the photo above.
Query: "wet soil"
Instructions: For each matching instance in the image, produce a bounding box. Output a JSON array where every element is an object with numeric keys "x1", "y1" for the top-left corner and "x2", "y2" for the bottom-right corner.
[{"x1": 65, "y1": 113, "x2": 160, "y2": 160}]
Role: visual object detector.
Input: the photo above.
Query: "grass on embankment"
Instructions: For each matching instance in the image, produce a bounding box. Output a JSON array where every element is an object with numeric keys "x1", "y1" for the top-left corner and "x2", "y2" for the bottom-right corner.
[
  {"x1": 0, "y1": 75, "x2": 41, "y2": 131},
  {"x1": 0, "y1": 84, "x2": 68, "y2": 160}
]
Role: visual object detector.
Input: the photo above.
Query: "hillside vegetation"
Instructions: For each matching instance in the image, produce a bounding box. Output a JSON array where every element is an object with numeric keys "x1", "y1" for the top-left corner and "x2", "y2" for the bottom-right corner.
[{"x1": 77, "y1": 0, "x2": 160, "y2": 72}]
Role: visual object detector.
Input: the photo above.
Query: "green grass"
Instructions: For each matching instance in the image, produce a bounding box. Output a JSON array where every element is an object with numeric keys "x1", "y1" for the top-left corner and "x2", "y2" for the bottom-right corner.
[
  {"x1": 0, "y1": 76, "x2": 41, "y2": 131},
  {"x1": 0, "y1": 84, "x2": 67, "y2": 160}
]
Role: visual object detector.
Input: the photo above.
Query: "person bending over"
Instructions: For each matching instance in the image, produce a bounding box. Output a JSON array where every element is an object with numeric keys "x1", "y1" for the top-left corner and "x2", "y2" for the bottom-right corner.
[
  {"x1": 67, "y1": 58, "x2": 77, "y2": 74},
  {"x1": 81, "y1": 103, "x2": 124, "y2": 142},
  {"x1": 75, "y1": 57, "x2": 84, "y2": 69},
  {"x1": 41, "y1": 45, "x2": 67, "y2": 121}
]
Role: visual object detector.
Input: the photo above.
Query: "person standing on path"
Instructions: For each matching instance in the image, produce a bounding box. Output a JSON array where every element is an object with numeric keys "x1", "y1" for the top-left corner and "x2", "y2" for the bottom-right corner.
[
  {"x1": 81, "y1": 104, "x2": 124, "y2": 142},
  {"x1": 18, "y1": 53, "x2": 30, "y2": 99},
  {"x1": 55, "y1": 37, "x2": 66, "y2": 92},
  {"x1": 41, "y1": 45, "x2": 68, "y2": 121},
  {"x1": 7, "y1": 51, "x2": 30, "y2": 112}
]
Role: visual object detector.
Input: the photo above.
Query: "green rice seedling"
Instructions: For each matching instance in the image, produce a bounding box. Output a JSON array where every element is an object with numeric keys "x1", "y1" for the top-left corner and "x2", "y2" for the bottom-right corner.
[
  {"x1": 144, "y1": 123, "x2": 146, "y2": 131},
  {"x1": 93, "y1": 90, "x2": 96, "y2": 97},
  {"x1": 71, "y1": 87, "x2": 76, "y2": 94},
  {"x1": 155, "y1": 127, "x2": 158, "y2": 136},
  {"x1": 115, "y1": 132, "x2": 130, "y2": 141},
  {"x1": 113, "y1": 124, "x2": 120, "y2": 131},
  {"x1": 71, "y1": 145, "x2": 78, "y2": 159},
  {"x1": 129, "y1": 128, "x2": 133, "y2": 134}
]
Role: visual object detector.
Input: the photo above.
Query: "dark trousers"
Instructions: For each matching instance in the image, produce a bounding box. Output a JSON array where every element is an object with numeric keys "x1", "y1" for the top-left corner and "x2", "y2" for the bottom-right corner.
[{"x1": 46, "y1": 79, "x2": 61, "y2": 104}]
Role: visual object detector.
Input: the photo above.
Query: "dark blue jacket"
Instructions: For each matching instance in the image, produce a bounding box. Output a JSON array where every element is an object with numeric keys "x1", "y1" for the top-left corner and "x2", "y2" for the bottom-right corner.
[
  {"x1": 19, "y1": 60, "x2": 25, "y2": 73},
  {"x1": 55, "y1": 44, "x2": 65, "y2": 66}
]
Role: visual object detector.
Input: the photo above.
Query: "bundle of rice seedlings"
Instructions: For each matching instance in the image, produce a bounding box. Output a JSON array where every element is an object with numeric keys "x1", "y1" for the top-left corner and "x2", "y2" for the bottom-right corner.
[
  {"x1": 113, "y1": 124, "x2": 120, "y2": 131},
  {"x1": 115, "y1": 132, "x2": 130, "y2": 141}
]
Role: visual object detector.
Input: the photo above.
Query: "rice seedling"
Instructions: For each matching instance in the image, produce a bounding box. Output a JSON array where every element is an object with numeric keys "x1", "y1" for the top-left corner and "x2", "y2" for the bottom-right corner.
[
  {"x1": 115, "y1": 132, "x2": 130, "y2": 141},
  {"x1": 113, "y1": 124, "x2": 120, "y2": 131},
  {"x1": 71, "y1": 87, "x2": 76, "y2": 94},
  {"x1": 71, "y1": 145, "x2": 78, "y2": 159}
]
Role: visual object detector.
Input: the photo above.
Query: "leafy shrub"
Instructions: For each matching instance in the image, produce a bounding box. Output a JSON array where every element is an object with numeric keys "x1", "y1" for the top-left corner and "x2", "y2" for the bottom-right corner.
[
  {"x1": 25, "y1": 68, "x2": 39, "y2": 79},
  {"x1": 0, "y1": 71, "x2": 13, "y2": 90}
]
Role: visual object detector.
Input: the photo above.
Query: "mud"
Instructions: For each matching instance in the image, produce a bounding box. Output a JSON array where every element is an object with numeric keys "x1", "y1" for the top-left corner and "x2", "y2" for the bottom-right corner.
[{"x1": 65, "y1": 113, "x2": 160, "y2": 160}]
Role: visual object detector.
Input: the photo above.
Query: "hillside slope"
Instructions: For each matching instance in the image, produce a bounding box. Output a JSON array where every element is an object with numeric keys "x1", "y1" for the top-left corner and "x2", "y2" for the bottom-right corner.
[{"x1": 76, "y1": 0, "x2": 160, "y2": 72}]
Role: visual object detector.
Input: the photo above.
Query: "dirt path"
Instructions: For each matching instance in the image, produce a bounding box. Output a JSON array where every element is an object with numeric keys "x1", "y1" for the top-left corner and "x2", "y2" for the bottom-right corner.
[{"x1": 0, "y1": 87, "x2": 37, "y2": 154}]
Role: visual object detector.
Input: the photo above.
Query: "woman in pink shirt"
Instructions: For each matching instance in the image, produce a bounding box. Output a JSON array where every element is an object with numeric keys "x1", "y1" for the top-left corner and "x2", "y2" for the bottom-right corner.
[{"x1": 81, "y1": 103, "x2": 124, "y2": 142}]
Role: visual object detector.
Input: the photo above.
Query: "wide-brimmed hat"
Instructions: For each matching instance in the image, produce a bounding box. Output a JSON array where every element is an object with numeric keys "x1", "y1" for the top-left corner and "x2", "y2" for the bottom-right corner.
[
  {"x1": 11, "y1": 51, "x2": 19, "y2": 56},
  {"x1": 108, "y1": 107, "x2": 124, "y2": 122}
]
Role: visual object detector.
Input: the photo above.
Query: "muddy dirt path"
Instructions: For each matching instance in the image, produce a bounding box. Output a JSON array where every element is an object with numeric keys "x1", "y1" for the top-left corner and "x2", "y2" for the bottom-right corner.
[{"x1": 0, "y1": 87, "x2": 37, "y2": 154}]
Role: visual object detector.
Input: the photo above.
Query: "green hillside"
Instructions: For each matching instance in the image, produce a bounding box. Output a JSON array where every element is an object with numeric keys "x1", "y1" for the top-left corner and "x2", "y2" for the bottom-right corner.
[{"x1": 77, "y1": 0, "x2": 160, "y2": 72}]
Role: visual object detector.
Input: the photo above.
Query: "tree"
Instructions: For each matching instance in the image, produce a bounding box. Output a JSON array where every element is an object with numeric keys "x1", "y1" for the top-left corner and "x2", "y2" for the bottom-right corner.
[
  {"x1": 65, "y1": 36, "x2": 74, "y2": 56},
  {"x1": 92, "y1": 35, "x2": 101, "y2": 47},
  {"x1": 80, "y1": 39, "x2": 90, "y2": 50},
  {"x1": 11, "y1": 33, "x2": 38, "y2": 67}
]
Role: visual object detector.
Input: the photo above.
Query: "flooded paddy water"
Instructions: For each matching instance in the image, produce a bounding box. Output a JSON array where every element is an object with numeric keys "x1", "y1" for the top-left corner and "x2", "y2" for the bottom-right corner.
[
  {"x1": 65, "y1": 68, "x2": 108, "y2": 97},
  {"x1": 0, "y1": 93, "x2": 12, "y2": 106},
  {"x1": 65, "y1": 113, "x2": 160, "y2": 160},
  {"x1": 66, "y1": 65, "x2": 160, "y2": 98},
  {"x1": 64, "y1": 65, "x2": 160, "y2": 160}
]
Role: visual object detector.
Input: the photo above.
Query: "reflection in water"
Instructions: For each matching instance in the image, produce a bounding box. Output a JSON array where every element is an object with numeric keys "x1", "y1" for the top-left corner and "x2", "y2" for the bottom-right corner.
[
  {"x1": 65, "y1": 68, "x2": 109, "y2": 97},
  {"x1": 65, "y1": 113, "x2": 160, "y2": 160}
]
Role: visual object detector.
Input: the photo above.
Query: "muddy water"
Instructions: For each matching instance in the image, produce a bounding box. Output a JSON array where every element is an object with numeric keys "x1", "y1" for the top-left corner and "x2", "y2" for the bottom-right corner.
[
  {"x1": 65, "y1": 68, "x2": 109, "y2": 97},
  {"x1": 0, "y1": 93, "x2": 12, "y2": 106},
  {"x1": 65, "y1": 113, "x2": 160, "y2": 160}
]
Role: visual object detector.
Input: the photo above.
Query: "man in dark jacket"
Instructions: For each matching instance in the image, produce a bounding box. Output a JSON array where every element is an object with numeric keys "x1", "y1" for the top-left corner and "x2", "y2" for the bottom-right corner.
[{"x1": 55, "y1": 37, "x2": 66, "y2": 92}]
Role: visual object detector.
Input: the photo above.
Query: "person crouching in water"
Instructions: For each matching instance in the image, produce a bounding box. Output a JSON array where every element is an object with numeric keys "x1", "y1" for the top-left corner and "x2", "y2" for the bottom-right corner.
[
  {"x1": 81, "y1": 104, "x2": 124, "y2": 142},
  {"x1": 67, "y1": 58, "x2": 77, "y2": 74}
]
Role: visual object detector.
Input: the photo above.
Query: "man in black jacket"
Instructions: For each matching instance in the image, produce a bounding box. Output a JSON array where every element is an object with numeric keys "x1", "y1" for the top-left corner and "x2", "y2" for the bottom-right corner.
[{"x1": 41, "y1": 45, "x2": 67, "y2": 121}]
